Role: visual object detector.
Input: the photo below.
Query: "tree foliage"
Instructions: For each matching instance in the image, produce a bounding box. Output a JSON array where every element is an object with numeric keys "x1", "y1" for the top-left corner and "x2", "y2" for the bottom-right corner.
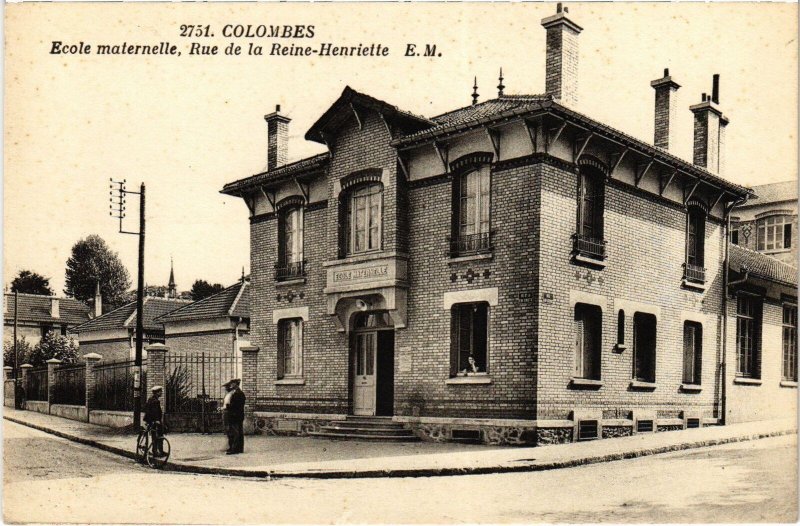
[
  {"x1": 3, "y1": 336, "x2": 33, "y2": 370},
  {"x1": 190, "y1": 280, "x2": 224, "y2": 301},
  {"x1": 64, "y1": 235, "x2": 131, "y2": 309},
  {"x1": 10, "y1": 270, "x2": 54, "y2": 296},
  {"x1": 27, "y1": 331, "x2": 79, "y2": 367}
]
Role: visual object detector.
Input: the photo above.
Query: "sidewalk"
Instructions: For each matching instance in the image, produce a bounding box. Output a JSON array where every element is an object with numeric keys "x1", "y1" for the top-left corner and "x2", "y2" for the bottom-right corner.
[{"x1": 4, "y1": 408, "x2": 795, "y2": 479}]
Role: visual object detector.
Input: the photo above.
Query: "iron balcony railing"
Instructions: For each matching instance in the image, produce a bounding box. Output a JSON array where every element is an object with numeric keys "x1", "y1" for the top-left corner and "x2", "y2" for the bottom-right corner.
[
  {"x1": 683, "y1": 262, "x2": 706, "y2": 283},
  {"x1": 449, "y1": 231, "x2": 494, "y2": 257},
  {"x1": 275, "y1": 260, "x2": 306, "y2": 281},
  {"x1": 573, "y1": 233, "x2": 607, "y2": 260}
]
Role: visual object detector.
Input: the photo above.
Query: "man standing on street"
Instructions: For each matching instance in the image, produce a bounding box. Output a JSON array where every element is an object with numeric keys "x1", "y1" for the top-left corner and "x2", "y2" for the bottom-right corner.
[{"x1": 222, "y1": 378, "x2": 245, "y2": 454}]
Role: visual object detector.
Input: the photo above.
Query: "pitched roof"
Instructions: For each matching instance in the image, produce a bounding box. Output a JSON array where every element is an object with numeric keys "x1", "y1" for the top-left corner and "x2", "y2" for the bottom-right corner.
[
  {"x1": 155, "y1": 280, "x2": 249, "y2": 323},
  {"x1": 70, "y1": 296, "x2": 191, "y2": 333},
  {"x1": 729, "y1": 244, "x2": 798, "y2": 288},
  {"x1": 3, "y1": 294, "x2": 91, "y2": 326},
  {"x1": 221, "y1": 152, "x2": 330, "y2": 196},
  {"x1": 742, "y1": 180, "x2": 797, "y2": 207}
]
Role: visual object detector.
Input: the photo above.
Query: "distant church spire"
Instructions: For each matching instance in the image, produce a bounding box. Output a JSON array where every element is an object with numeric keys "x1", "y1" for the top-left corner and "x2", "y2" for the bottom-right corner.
[{"x1": 168, "y1": 257, "x2": 176, "y2": 299}]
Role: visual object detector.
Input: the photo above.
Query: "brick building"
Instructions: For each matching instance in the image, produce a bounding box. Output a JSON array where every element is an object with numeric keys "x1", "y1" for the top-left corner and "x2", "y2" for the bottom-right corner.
[
  {"x1": 156, "y1": 278, "x2": 250, "y2": 359},
  {"x1": 222, "y1": 6, "x2": 789, "y2": 444},
  {"x1": 70, "y1": 297, "x2": 190, "y2": 362},
  {"x1": 3, "y1": 293, "x2": 91, "y2": 346},
  {"x1": 731, "y1": 180, "x2": 797, "y2": 265}
]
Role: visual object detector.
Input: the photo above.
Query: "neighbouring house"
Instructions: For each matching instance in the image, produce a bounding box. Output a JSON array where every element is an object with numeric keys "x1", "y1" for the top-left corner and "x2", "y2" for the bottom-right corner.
[
  {"x1": 730, "y1": 180, "x2": 797, "y2": 265},
  {"x1": 726, "y1": 243, "x2": 797, "y2": 423},
  {"x1": 70, "y1": 296, "x2": 191, "y2": 362},
  {"x1": 155, "y1": 278, "x2": 250, "y2": 359},
  {"x1": 221, "y1": 5, "x2": 794, "y2": 444},
  {"x1": 3, "y1": 293, "x2": 91, "y2": 347}
]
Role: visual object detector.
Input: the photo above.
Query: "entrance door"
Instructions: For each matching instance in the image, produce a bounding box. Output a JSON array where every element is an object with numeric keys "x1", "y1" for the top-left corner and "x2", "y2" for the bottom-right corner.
[{"x1": 353, "y1": 332, "x2": 376, "y2": 416}]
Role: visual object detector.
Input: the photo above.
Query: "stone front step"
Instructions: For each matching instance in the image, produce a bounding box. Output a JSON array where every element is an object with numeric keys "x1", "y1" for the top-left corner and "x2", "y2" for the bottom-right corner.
[
  {"x1": 308, "y1": 431, "x2": 420, "y2": 442},
  {"x1": 309, "y1": 416, "x2": 420, "y2": 442},
  {"x1": 319, "y1": 425, "x2": 413, "y2": 437}
]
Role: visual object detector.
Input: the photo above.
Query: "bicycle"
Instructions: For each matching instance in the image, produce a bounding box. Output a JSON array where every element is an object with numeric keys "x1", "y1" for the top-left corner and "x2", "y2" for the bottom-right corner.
[{"x1": 136, "y1": 422, "x2": 171, "y2": 468}]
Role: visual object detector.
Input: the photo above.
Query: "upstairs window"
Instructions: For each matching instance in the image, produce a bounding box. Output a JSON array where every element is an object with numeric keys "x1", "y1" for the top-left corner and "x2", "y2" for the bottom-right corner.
[
  {"x1": 684, "y1": 206, "x2": 706, "y2": 283},
  {"x1": 451, "y1": 166, "x2": 491, "y2": 255},
  {"x1": 574, "y1": 165, "x2": 606, "y2": 261},
  {"x1": 450, "y1": 303, "x2": 489, "y2": 376},
  {"x1": 277, "y1": 318, "x2": 303, "y2": 379},
  {"x1": 736, "y1": 294, "x2": 762, "y2": 379},
  {"x1": 633, "y1": 313, "x2": 657, "y2": 383},
  {"x1": 343, "y1": 183, "x2": 383, "y2": 255},
  {"x1": 683, "y1": 322, "x2": 703, "y2": 385},
  {"x1": 757, "y1": 215, "x2": 792, "y2": 252},
  {"x1": 277, "y1": 206, "x2": 304, "y2": 280},
  {"x1": 574, "y1": 304, "x2": 602, "y2": 380},
  {"x1": 782, "y1": 303, "x2": 797, "y2": 382}
]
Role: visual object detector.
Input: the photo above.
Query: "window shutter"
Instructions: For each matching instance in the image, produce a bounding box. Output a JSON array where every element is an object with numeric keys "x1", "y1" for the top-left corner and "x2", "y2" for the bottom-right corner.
[
  {"x1": 595, "y1": 176, "x2": 605, "y2": 239},
  {"x1": 755, "y1": 299, "x2": 763, "y2": 379},
  {"x1": 683, "y1": 324, "x2": 693, "y2": 383},
  {"x1": 337, "y1": 195, "x2": 347, "y2": 258},
  {"x1": 449, "y1": 308, "x2": 459, "y2": 377},
  {"x1": 276, "y1": 324, "x2": 285, "y2": 380},
  {"x1": 277, "y1": 213, "x2": 286, "y2": 266},
  {"x1": 574, "y1": 308, "x2": 584, "y2": 377},
  {"x1": 298, "y1": 208, "x2": 305, "y2": 263},
  {"x1": 785, "y1": 223, "x2": 792, "y2": 249},
  {"x1": 450, "y1": 174, "x2": 460, "y2": 253},
  {"x1": 697, "y1": 213, "x2": 706, "y2": 266}
]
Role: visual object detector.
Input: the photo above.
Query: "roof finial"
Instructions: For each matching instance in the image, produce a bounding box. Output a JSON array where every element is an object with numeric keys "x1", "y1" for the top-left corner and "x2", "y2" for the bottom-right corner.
[
  {"x1": 472, "y1": 76, "x2": 479, "y2": 105},
  {"x1": 241, "y1": 266, "x2": 246, "y2": 283},
  {"x1": 497, "y1": 68, "x2": 505, "y2": 97}
]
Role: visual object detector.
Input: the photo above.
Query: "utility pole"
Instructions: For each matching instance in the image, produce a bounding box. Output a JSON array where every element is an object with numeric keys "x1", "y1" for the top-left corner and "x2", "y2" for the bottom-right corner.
[
  {"x1": 110, "y1": 179, "x2": 146, "y2": 428},
  {"x1": 13, "y1": 291, "x2": 18, "y2": 379}
]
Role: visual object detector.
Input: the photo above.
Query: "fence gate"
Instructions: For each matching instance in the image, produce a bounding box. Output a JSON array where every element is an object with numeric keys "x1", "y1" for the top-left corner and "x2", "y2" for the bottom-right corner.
[{"x1": 164, "y1": 353, "x2": 241, "y2": 433}]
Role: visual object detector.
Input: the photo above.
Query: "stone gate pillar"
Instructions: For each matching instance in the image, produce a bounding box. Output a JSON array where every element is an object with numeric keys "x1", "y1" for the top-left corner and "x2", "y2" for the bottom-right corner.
[
  {"x1": 240, "y1": 345, "x2": 259, "y2": 434},
  {"x1": 145, "y1": 344, "x2": 168, "y2": 406},
  {"x1": 46, "y1": 358, "x2": 61, "y2": 414},
  {"x1": 83, "y1": 353, "x2": 102, "y2": 422}
]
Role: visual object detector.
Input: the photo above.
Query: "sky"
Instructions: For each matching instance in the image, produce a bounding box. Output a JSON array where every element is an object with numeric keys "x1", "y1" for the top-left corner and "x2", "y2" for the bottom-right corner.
[{"x1": 4, "y1": 2, "x2": 798, "y2": 297}]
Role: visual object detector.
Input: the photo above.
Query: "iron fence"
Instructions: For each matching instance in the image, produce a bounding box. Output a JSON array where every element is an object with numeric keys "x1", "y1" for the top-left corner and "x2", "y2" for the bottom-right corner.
[
  {"x1": 25, "y1": 367, "x2": 48, "y2": 401},
  {"x1": 93, "y1": 359, "x2": 146, "y2": 411},
  {"x1": 52, "y1": 363, "x2": 86, "y2": 406}
]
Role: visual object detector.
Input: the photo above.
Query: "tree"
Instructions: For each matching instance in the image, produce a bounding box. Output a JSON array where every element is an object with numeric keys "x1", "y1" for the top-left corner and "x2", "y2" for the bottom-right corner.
[
  {"x1": 3, "y1": 336, "x2": 33, "y2": 370},
  {"x1": 10, "y1": 270, "x2": 53, "y2": 296},
  {"x1": 190, "y1": 280, "x2": 224, "y2": 301},
  {"x1": 64, "y1": 235, "x2": 131, "y2": 309},
  {"x1": 28, "y1": 331, "x2": 79, "y2": 367}
]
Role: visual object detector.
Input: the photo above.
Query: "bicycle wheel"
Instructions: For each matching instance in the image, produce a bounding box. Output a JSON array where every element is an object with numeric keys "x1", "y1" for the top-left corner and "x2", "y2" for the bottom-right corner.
[
  {"x1": 135, "y1": 431, "x2": 148, "y2": 464},
  {"x1": 146, "y1": 436, "x2": 171, "y2": 468}
]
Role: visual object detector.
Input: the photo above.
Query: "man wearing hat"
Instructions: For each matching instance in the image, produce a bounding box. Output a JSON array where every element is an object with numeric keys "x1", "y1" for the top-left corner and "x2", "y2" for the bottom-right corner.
[
  {"x1": 222, "y1": 378, "x2": 245, "y2": 454},
  {"x1": 144, "y1": 385, "x2": 166, "y2": 456}
]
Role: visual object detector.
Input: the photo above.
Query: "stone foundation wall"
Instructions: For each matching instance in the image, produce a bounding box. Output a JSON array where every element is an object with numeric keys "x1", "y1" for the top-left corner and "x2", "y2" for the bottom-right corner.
[
  {"x1": 602, "y1": 426, "x2": 633, "y2": 439},
  {"x1": 536, "y1": 427, "x2": 573, "y2": 445}
]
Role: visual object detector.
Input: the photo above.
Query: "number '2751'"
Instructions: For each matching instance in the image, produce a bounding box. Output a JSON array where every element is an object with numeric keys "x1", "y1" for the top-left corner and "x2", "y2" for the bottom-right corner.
[{"x1": 180, "y1": 25, "x2": 213, "y2": 38}]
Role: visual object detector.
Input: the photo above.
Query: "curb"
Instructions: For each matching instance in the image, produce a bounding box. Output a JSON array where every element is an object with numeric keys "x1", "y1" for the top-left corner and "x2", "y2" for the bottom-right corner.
[{"x1": 4, "y1": 415, "x2": 795, "y2": 480}]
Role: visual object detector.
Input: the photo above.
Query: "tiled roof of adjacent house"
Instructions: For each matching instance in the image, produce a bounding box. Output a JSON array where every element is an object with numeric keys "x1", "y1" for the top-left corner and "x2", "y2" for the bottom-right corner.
[
  {"x1": 741, "y1": 180, "x2": 797, "y2": 206},
  {"x1": 155, "y1": 280, "x2": 250, "y2": 323},
  {"x1": 221, "y1": 153, "x2": 330, "y2": 195},
  {"x1": 3, "y1": 293, "x2": 91, "y2": 326},
  {"x1": 729, "y1": 244, "x2": 798, "y2": 288},
  {"x1": 70, "y1": 296, "x2": 191, "y2": 333}
]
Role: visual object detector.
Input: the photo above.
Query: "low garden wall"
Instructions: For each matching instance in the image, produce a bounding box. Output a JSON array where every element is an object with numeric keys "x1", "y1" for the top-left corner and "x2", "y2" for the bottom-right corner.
[
  {"x1": 25, "y1": 400, "x2": 48, "y2": 414},
  {"x1": 89, "y1": 410, "x2": 133, "y2": 428},
  {"x1": 49, "y1": 404, "x2": 88, "y2": 422}
]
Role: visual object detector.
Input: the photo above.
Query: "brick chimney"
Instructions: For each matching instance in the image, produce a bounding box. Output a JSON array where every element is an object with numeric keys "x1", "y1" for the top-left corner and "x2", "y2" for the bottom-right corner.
[
  {"x1": 93, "y1": 282, "x2": 102, "y2": 317},
  {"x1": 541, "y1": 3, "x2": 583, "y2": 107},
  {"x1": 690, "y1": 74, "x2": 728, "y2": 174},
  {"x1": 651, "y1": 68, "x2": 681, "y2": 150},
  {"x1": 50, "y1": 297, "x2": 60, "y2": 319},
  {"x1": 264, "y1": 105, "x2": 290, "y2": 171}
]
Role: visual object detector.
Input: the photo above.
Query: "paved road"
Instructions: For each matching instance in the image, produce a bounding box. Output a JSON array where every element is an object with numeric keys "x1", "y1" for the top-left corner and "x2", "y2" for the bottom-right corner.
[{"x1": 4, "y1": 420, "x2": 796, "y2": 523}]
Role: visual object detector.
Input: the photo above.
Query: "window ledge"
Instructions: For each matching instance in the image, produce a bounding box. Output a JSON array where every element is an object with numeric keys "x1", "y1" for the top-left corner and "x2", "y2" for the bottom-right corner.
[
  {"x1": 446, "y1": 375, "x2": 492, "y2": 385},
  {"x1": 275, "y1": 378, "x2": 305, "y2": 385},
  {"x1": 733, "y1": 377, "x2": 762, "y2": 386},
  {"x1": 614, "y1": 344, "x2": 627, "y2": 352},
  {"x1": 681, "y1": 279, "x2": 706, "y2": 292},
  {"x1": 680, "y1": 383, "x2": 702, "y2": 392},
  {"x1": 629, "y1": 380, "x2": 657, "y2": 390},
  {"x1": 448, "y1": 252, "x2": 493, "y2": 265},
  {"x1": 569, "y1": 377, "x2": 603, "y2": 388},
  {"x1": 780, "y1": 380, "x2": 798, "y2": 388},
  {"x1": 573, "y1": 254, "x2": 607, "y2": 269},
  {"x1": 275, "y1": 278, "x2": 306, "y2": 287}
]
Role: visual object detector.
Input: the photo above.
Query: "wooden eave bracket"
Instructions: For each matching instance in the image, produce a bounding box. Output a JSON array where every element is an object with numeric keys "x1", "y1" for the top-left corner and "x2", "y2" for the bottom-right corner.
[
  {"x1": 660, "y1": 169, "x2": 678, "y2": 195},
  {"x1": 320, "y1": 131, "x2": 335, "y2": 159},
  {"x1": 709, "y1": 190, "x2": 727, "y2": 212},
  {"x1": 293, "y1": 178, "x2": 310, "y2": 202},
  {"x1": 241, "y1": 192, "x2": 255, "y2": 216},
  {"x1": 433, "y1": 141, "x2": 449, "y2": 171},
  {"x1": 397, "y1": 154, "x2": 409, "y2": 181},
  {"x1": 684, "y1": 178, "x2": 702, "y2": 206},
  {"x1": 608, "y1": 148, "x2": 628, "y2": 179},
  {"x1": 550, "y1": 120, "x2": 568, "y2": 152},
  {"x1": 635, "y1": 158, "x2": 654, "y2": 187},
  {"x1": 574, "y1": 133, "x2": 594, "y2": 163},
  {"x1": 378, "y1": 112, "x2": 393, "y2": 140},
  {"x1": 350, "y1": 102, "x2": 364, "y2": 131},
  {"x1": 523, "y1": 119, "x2": 540, "y2": 153},
  {"x1": 486, "y1": 128, "x2": 501, "y2": 159},
  {"x1": 259, "y1": 186, "x2": 276, "y2": 210}
]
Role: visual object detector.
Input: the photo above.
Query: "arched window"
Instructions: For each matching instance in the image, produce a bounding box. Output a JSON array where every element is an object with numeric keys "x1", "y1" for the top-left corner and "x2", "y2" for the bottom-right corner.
[
  {"x1": 452, "y1": 166, "x2": 491, "y2": 255},
  {"x1": 684, "y1": 205, "x2": 706, "y2": 284},
  {"x1": 277, "y1": 205, "x2": 304, "y2": 280},
  {"x1": 757, "y1": 215, "x2": 793, "y2": 252},
  {"x1": 341, "y1": 183, "x2": 383, "y2": 256}
]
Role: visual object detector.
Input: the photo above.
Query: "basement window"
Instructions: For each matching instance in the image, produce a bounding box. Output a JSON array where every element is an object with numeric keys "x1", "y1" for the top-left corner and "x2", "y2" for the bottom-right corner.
[
  {"x1": 636, "y1": 419, "x2": 654, "y2": 433},
  {"x1": 577, "y1": 420, "x2": 599, "y2": 441},
  {"x1": 685, "y1": 418, "x2": 701, "y2": 429}
]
